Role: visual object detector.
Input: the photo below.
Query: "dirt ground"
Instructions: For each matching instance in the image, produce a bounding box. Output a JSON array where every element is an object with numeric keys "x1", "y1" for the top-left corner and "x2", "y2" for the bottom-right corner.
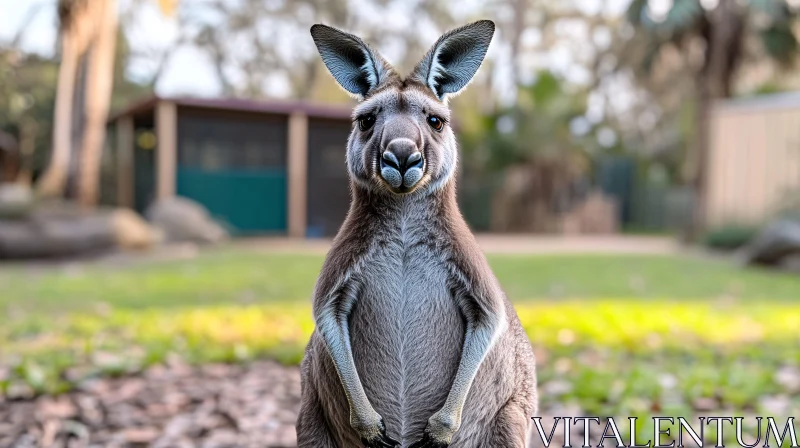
[
  {"x1": 0, "y1": 362, "x2": 300, "y2": 448},
  {"x1": 236, "y1": 234, "x2": 682, "y2": 256},
  {"x1": 1, "y1": 360, "x2": 586, "y2": 448}
]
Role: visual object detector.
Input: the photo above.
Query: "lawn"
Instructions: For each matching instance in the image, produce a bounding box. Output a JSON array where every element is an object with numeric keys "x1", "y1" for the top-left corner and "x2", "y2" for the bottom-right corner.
[{"x1": 2, "y1": 249, "x2": 800, "y2": 437}]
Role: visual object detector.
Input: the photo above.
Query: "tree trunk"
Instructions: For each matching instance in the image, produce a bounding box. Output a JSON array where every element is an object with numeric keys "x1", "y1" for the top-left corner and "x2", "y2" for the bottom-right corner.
[
  {"x1": 686, "y1": 2, "x2": 745, "y2": 239},
  {"x1": 37, "y1": 32, "x2": 79, "y2": 197},
  {"x1": 688, "y1": 77, "x2": 713, "y2": 240},
  {"x1": 509, "y1": 0, "x2": 527, "y2": 86},
  {"x1": 77, "y1": 0, "x2": 118, "y2": 207}
]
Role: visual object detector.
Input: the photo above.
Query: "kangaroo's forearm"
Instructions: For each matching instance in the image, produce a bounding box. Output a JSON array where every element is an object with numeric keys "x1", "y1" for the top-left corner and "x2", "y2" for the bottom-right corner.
[
  {"x1": 317, "y1": 305, "x2": 373, "y2": 413},
  {"x1": 439, "y1": 312, "x2": 504, "y2": 422},
  {"x1": 315, "y1": 282, "x2": 385, "y2": 435}
]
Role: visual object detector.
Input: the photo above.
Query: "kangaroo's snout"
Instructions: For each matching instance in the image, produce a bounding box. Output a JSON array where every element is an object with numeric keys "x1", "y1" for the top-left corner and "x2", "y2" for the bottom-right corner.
[{"x1": 380, "y1": 138, "x2": 424, "y2": 191}]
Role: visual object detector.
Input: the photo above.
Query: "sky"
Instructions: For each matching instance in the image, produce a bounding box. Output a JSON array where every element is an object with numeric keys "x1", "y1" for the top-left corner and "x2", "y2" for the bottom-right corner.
[
  {"x1": 0, "y1": 0, "x2": 635, "y2": 126},
  {"x1": 0, "y1": 0, "x2": 222, "y2": 96}
]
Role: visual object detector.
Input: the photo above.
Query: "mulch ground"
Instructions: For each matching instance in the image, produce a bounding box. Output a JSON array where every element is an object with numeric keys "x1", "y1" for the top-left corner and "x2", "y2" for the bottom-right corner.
[
  {"x1": 1, "y1": 360, "x2": 578, "y2": 448},
  {"x1": 0, "y1": 361, "x2": 300, "y2": 448}
]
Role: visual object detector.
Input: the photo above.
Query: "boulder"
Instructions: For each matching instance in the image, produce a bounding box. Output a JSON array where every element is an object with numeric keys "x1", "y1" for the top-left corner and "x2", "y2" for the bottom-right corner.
[
  {"x1": 111, "y1": 209, "x2": 163, "y2": 250},
  {"x1": 0, "y1": 201, "x2": 161, "y2": 259},
  {"x1": 739, "y1": 219, "x2": 800, "y2": 266},
  {"x1": 0, "y1": 184, "x2": 34, "y2": 220},
  {"x1": 0, "y1": 211, "x2": 116, "y2": 259},
  {"x1": 146, "y1": 197, "x2": 228, "y2": 244}
]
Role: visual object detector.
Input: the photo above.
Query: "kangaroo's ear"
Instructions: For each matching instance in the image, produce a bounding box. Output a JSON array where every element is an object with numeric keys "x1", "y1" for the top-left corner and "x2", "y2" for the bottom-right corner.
[
  {"x1": 411, "y1": 20, "x2": 495, "y2": 101},
  {"x1": 310, "y1": 24, "x2": 394, "y2": 99}
]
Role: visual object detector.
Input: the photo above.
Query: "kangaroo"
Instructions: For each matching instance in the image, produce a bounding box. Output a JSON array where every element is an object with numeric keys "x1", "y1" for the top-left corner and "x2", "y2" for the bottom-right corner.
[{"x1": 296, "y1": 20, "x2": 537, "y2": 448}]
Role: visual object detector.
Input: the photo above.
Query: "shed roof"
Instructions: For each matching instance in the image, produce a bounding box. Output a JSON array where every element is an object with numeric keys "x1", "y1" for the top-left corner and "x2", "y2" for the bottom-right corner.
[
  {"x1": 109, "y1": 95, "x2": 355, "y2": 122},
  {"x1": 714, "y1": 90, "x2": 800, "y2": 113}
]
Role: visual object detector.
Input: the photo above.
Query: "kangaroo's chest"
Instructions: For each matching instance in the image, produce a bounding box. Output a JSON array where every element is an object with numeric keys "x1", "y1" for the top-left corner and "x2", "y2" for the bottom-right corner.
[
  {"x1": 357, "y1": 220, "x2": 457, "y2": 322},
  {"x1": 346, "y1": 204, "x2": 467, "y2": 436}
]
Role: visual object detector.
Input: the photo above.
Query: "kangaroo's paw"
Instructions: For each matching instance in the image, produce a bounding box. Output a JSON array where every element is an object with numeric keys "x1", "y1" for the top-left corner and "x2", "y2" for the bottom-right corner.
[
  {"x1": 409, "y1": 411, "x2": 457, "y2": 448},
  {"x1": 358, "y1": 418, "x2": 400, "y2": 448}
]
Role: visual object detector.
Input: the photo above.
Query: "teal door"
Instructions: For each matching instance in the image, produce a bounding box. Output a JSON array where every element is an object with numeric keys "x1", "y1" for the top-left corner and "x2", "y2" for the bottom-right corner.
[
  {"x1": 176, "y1": 108, "x2": 288, "y2": 234},
  {"x1": 176, "y1": 168, "x2": 286, "y2": 233}
]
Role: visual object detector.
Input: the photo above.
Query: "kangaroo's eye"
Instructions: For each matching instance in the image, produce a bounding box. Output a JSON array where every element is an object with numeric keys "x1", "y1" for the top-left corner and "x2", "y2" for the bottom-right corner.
[
  {"x1": 358, "y1": 114, "x2": 376, "y2": 131},
  {"x1": 427, "y1": 115, "x2": 444, "y2": 132}
]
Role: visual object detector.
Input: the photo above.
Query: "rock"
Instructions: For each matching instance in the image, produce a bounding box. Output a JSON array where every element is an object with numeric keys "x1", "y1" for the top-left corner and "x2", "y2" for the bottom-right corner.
[
  {"x1": 110, "y1": 208, "x2": 162, "y2": 250},
  {"x1": 146, "y1": 197, "x2": 229, "y2": 244},
  {"x1": 36, "y1": 397, "x2": 77, "y2": 420},
  {"x1": 692, "y1": 397, "x2": 719, "y2": 411},
  {"x1": 0, "y1": 361, "x2": 304, "y2": 447},
  {"x1": 780, "y1": 254, "x2": 800, "y2": 272},
  {"x1": 123, "y1": 427, "x2": 160, "y2": 444},
  {"x1": 0, "y1": 201, "x2": 117, "y2": 259},
  {"x1": 0, "y1": 184, "x2": 34, "y2": 219},
  {"x1": 739, "y1": 219, "x2": 800, "y2": 266},
  {"x1": 0, "y1": 201, "x2": 165, "y2": 259},
  {"x1": 775, "y1": 366, "x2": 800, "y2": 392}
]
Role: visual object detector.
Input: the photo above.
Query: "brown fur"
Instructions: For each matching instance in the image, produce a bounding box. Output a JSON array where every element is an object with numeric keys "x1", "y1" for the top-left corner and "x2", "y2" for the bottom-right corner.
[{"x1": 298, "y1": 21, "x2": 538, "y2": 448}]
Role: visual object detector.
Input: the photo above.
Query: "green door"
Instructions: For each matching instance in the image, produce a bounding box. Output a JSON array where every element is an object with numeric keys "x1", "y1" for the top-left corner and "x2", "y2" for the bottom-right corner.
[
  {"x1": 176, "y1": 108, "x2": 288, "y2": 234},
  {"x1": 176, "y1": 168, "x2": 286, "y2": 233}
]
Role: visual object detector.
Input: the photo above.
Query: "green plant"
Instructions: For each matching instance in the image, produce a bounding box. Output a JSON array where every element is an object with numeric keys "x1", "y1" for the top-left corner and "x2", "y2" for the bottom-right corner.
[{"x1": 703, "y1": 225, "x2": 759, "y2": 250}]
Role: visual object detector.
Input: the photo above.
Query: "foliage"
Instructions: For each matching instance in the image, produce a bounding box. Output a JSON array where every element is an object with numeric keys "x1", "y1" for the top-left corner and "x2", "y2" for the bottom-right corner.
[
  {"x1": 622, "y1": 0, "x2": 800, "y2": 236},
  {"x1": 460, "y1": 71, "x2": 596, "y2": 173},
  {"x1": 0, "y1": 50, "x2": 58, "y2": 174},
  {"x1": 625, "y1": 0, "x2": 799, "y2": 76},
  {"x1": 2, "y1": 300, "x2": 800, "y2": 425},
  {"x1": 0, "y1": 30, "x2": 151, "y2": 181},
  {"x1": 167, "y1": 0, "x2": 457, "y2": 99},
  {"x1": 703, "y1": 224, "x2": 760, "y2": 251},
  {"x1": 456, "y1": 71, "x2": 618, "y2": 231}
]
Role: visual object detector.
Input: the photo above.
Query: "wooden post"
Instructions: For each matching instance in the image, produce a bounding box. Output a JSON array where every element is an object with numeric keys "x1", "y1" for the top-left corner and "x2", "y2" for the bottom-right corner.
[
  {"x1": 287, "y1": 112, "x2": 309, "y2": 238},
  {"x1": 156, "y1": 101, "x2": 177, "y2": 199},
  {"x1": 116, "y1": 115, "x2": 134, "y2": 207}
]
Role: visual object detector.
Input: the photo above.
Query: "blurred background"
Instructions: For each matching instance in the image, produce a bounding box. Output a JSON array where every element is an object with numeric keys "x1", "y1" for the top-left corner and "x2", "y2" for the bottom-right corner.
[{"x1": 1, "y1": 0, "x2": 800, "y2": 447}]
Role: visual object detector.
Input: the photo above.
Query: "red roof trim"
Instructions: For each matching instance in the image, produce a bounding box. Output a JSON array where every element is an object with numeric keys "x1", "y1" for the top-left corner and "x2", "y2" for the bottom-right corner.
[{"x1": 108, "y1": 95, "x2": 354, "y2": 123}]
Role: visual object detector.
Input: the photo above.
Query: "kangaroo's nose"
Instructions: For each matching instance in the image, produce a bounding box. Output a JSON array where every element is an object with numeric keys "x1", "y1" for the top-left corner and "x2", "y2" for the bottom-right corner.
[
  {"x1": 382, "y1": 139, "x2": 423, "y2": 174},
  {"x1": 380, "y1": 138, "x2": 424, "y2": 189}
]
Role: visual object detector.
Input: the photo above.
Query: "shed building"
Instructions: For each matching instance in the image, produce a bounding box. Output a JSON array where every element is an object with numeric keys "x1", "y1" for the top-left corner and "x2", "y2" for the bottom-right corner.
[
  {"x1": 107, "y1": 96, "x2": 354, "y2": 237},
  {"x1": 707, "y1": 91, "x2": 800, "y2": 226}
]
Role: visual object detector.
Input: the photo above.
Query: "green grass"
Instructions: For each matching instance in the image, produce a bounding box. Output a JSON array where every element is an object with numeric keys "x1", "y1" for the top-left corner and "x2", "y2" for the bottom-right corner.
[
  {"x1": 2, "y1": 250, "x2": 799, "y2": 314},
  {"x1": 2, "y1": 249, "x2": 800, "y2": 427}
]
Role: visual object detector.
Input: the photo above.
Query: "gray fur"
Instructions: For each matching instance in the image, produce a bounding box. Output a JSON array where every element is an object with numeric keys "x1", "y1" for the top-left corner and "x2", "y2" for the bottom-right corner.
[
  {"x1": 410, "y1": 20, "x2": 495, "y2": 101},
  {"x1": 300, "y1": 20, "x2": 537, "y2": 448},
  {"x1": 310, "y1": 24, "x2": 395, "y2": 98}
]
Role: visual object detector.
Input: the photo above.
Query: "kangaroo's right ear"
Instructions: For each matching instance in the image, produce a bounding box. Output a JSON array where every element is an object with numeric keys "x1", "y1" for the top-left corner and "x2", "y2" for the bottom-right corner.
[{"x1": 310, "y1": 24, "x2": 394, "y2": 99}]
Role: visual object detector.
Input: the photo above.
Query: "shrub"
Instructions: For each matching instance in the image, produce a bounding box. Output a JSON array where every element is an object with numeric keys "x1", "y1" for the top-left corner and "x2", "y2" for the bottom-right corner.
[{"x1": 703, "y1": 225, "x2": 758, "y2": 250}]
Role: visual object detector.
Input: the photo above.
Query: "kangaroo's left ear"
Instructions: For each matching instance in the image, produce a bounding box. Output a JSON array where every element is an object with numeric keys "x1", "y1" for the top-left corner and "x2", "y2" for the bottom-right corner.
[{"x1": 411, "y1": 20, "x2": 495, "y2": 101}]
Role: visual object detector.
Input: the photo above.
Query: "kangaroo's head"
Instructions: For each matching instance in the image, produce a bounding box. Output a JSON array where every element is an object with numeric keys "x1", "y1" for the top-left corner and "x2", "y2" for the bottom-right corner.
[{"x1": 311, "y1": 21, "x2": 494, "y2": 195}]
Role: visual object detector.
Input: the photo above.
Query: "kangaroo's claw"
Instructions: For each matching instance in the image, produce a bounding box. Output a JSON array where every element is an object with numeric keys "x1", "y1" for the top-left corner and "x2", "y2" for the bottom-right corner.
[
  {"x1": 360, "y1": 418, "x2": 400, "y2": 448},
  {"x1": 408, "y1": 431, "x2": 449, "y2": 448},
  {"x1": 361, "y1": 434, "x2": 400, "y2": 448}
]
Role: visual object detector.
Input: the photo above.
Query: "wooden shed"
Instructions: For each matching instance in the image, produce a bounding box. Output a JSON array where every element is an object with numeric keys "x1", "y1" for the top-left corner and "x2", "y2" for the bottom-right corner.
[
  {"x1": 707, "y1": 91, "x2": 800, "y2": 226},
  {"x1": 108, "y1": 96, "x2": 354, "y2": 237}
]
